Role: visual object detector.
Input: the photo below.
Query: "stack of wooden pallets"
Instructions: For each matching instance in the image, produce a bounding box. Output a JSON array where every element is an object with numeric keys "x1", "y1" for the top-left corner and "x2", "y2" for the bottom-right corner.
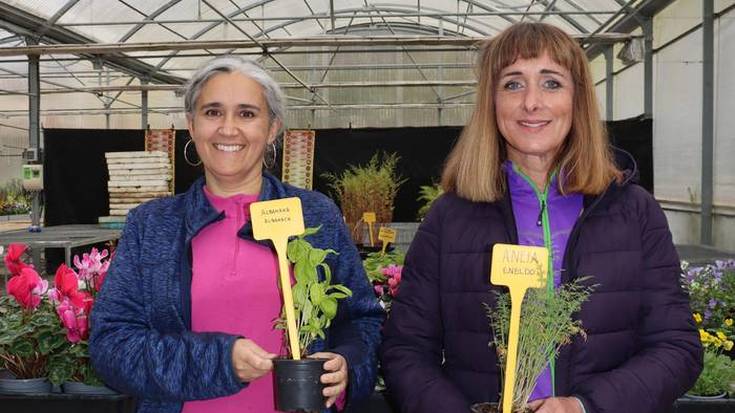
[{"x1": 98, "y1": 151, "x2": 172, "y2": 228}]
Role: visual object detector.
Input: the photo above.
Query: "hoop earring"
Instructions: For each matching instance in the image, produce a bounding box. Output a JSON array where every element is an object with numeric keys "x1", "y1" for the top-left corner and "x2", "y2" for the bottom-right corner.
[
  {"x1": 184, "y1": 138, "x2": 202, "y2": 167},
  {"x1": 263, "y1": 142, "x2": 277, "y2": 169}
]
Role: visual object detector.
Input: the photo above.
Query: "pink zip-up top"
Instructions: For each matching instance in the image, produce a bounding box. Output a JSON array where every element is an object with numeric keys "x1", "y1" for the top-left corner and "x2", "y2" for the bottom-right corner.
[{"x1": 181, "y1": 187, "x2": 282, "y2": 413}]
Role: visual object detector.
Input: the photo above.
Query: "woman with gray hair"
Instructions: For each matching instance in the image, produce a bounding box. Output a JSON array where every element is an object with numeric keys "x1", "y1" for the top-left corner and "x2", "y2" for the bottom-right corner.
[{"x1": 90, "y1": 56, "x2": 383, "y2": 413}]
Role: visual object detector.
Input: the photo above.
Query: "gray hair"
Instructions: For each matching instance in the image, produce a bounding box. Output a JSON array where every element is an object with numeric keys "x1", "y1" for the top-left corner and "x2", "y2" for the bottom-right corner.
[{"x1": 183, "y1": 56, "x2": 285, "y2": 135}]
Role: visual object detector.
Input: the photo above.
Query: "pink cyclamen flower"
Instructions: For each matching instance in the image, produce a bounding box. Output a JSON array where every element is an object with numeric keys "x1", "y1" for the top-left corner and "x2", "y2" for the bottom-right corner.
[
  {"x1": 382, "y1": 264, "x2": 403, "y2": 297},
  {"x1": 7, "y1": 266, "x2": 48, "y2": 309},
  {"x1": 3, "y1": 243, "x2": 32, "y2": 276},
  {"x1": 56, "y1": 297, "x2": 90, "y2": 343},
  {"x1": 373, "y1": 283, "x2": 384, "y2": 298},
  {"x1": 73, "y1": 248, "x2": 110, "y2": 283}
]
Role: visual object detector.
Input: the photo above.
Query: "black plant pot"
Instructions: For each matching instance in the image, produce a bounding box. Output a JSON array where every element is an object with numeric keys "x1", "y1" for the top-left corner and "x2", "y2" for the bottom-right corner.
[
  {"x1": 356, "y1": 244, "x2": 395, "y2": 260},
  {"x1": 469, "y1": 403, "x2": 535, "y2": 413},
  {"x1": 273, "y1": 358, "x2": 326, "y2": 412}
]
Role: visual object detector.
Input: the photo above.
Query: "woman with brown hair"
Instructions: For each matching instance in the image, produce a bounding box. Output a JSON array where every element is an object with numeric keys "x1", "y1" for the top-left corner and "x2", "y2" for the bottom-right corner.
[{"x1": 381, "y1": 23, "x2": 701, "y2": 413}]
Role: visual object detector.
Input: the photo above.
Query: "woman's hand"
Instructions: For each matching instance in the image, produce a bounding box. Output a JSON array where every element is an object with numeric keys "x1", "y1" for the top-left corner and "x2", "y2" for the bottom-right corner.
[
  {"x1": 528, "y1": 397, "x2": 583, "y2": 413},
  {"x1": 310, "y1": 352, "x2": 348, "y2": 408},
  {"x1": 231, "y1": 338, "x2": 276, "y2": 382}
]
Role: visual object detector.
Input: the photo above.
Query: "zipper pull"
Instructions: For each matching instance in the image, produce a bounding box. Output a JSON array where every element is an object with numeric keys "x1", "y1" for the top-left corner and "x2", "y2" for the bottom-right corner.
[{"x1": 536, "y1": 200, "x2": 546, "y2": 227}]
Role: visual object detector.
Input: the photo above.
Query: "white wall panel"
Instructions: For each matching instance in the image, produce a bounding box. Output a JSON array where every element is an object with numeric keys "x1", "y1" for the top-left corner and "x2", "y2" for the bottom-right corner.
[
  {"x1": 613, "y1": 63, "x2": 644, "y2": 120},
  {"x1": 653, "y1": 28, "x2": 702, "y2": 204},
  {"x1": 714, "y1": 9, "x2": 735, "y2": 206}
]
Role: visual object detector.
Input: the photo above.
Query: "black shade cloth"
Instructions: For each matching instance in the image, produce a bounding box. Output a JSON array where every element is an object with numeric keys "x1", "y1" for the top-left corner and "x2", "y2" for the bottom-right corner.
[{"x1": 43, "y1": 118, "x2": 651, "y2": 227}]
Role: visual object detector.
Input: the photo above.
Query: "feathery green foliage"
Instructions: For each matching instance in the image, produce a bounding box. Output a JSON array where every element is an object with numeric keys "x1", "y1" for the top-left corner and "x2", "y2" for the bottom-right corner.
[
  {"x1": 416, "y1": 183, "x2": 443, "y2": 220},
  {"x1": 322, "y1": 152, "x2": 406, "y2": 243},
  {"x1": 485, "y1": 278, "x2": 593, "y2": 412}
]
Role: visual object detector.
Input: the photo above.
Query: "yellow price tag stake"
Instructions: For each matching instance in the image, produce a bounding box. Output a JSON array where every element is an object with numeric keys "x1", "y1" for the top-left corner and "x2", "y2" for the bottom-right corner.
[
  {"x1": 490, "y1": 244, "x2": 548, "y2": 413},
  {"x1": 362, "y1": 212, "x2": 376, "y2": 247},
  {"x1": 378, "y1": 227, "x2": 397, "y2": 254},
  {"x1": 250, "y1": 197, "x2": 306, "y2": 360}
]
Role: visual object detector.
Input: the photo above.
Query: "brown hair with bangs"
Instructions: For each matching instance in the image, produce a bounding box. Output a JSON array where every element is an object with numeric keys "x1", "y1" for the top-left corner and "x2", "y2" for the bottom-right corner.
[{"x1": 441, "y1": 22, "x2": 621, "y2": 202}]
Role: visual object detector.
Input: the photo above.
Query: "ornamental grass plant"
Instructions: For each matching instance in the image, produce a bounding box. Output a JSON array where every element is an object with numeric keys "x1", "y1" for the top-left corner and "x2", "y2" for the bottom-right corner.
[
  {"x1": 323, "y1": 152, "x2": 405, "y2": 244},
  {"x1": 485, "y1": 279, "x2": 593, "y2": 412}
]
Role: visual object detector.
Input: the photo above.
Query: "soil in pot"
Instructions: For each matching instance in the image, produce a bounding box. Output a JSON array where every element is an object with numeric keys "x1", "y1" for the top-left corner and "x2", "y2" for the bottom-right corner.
[
  {"x1": 470, "y1": 402, "x2": 534, "y2": 413},
  {"x1": 273, "y1": 357, "x2": 326, "y2": 412},
  {"x1": 356, "y1": 244, "x2": 394, "y2": 260}
]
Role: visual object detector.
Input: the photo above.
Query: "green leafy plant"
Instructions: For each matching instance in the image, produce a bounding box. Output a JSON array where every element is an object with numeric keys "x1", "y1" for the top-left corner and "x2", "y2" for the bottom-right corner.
[
  {"x1": 363, "y1": 250, "x2": 405, "y2": 312},
  {"x1": 277, "y1": 226, "x2": 353, "y2": 357},
  {"x1": 485, "y1": 279, "x2": 593, "y2": 412},
  {"x1": 682, "y1": 260, "x2": 735, "y2": 332},
  {"x1": 416, "y1": 183, "x2": 443, "y2": 220},
  {"x1": 0, "y1": 179, "x2": 32, "y2": 215},
  {"x1": 0, "y1": 295, "x2": 67, "y2": 381},
  {"x1": 688, "y1": 349, "x2": 735, "y2": 397},
  {"x1": 323, "y1": 152, "x2": 406, "y2": 244},
  {"x1": 1, "y1": 243, "x2": 111, "y2": 386}
]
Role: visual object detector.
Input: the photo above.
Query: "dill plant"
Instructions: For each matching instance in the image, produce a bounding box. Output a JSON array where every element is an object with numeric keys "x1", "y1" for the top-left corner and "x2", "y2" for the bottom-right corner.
[{"x1": 484, "y1": 278, "x2": 593, "y2": 412}]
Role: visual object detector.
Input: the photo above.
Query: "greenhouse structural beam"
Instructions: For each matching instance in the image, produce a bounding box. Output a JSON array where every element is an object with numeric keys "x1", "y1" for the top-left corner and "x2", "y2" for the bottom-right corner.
[
  {"x1": 55, "y1": 10, "x2": 622, "y2": 26},
  {"x1": 141, "y1": 78, "x2": 149, "y2": 130},
  {"x1": 27, "y1": 37, "x2": 41, "y2": 230},
  {"x1": 0, "y1": 80, "x2": 479, "y2": 95},
  {"x1": 0, "y1": 34, "x2": 637, "y2": 57},
  {"x1": 586, "y1": 0, "x2": 676, "y2": 58},
  {"x1": 701, "y1": 0, "x2": 714, "y2": 245},
  {"x1": 0, "y1": 2, "x2": 183, "y2": 84},
  {"x1": 604, "y1": 46, "x2": 613, "y2": 120},
  {"x1": 643, "y1": 18, "x2": 653, "y2": 118}
]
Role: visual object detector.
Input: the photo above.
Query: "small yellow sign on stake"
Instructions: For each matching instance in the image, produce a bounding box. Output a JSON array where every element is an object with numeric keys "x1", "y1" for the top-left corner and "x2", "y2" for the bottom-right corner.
[
  {"x1": 250, "y1": 197, "x2": 305, "y2": 360},
  {"x1": 378, "y1": 227, "x2": 397, "y2": 254},
  {"x1": 490, "y1": 244, "x2": 548, "y2": 413},
  {"x1": 362, "y1": 212, "x2": 376, "y2": 247}
]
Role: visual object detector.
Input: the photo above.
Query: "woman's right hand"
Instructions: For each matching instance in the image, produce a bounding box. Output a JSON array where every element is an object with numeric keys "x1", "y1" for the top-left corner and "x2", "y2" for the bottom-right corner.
[{"x1": 231, "y1": 338, "x2": 277, "y2": 382}]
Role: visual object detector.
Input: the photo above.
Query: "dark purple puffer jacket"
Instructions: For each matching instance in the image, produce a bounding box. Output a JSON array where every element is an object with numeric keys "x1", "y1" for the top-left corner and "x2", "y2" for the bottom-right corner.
[{"x1": 381, "y1": 154, "x2": 702, "y2": 413}]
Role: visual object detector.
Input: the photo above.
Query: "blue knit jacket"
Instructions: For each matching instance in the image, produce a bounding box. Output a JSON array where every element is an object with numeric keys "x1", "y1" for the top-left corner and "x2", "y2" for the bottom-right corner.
[{"x1": 89, "y1": 173, "x2": 384, "y2": 413}]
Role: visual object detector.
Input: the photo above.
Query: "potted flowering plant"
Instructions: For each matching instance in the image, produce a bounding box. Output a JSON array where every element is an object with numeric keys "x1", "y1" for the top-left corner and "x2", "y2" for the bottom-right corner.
[
  {"x1": 363, "y1": 250, "x2": 405, "y2": 312},
  {"x1": 682, "y1": 260, "x2": 735, "y2": 336},
  {"x1": 272, "y1": 226, "x2": 352, "y2": 412},
  {"x1": 47, "y1": 248, "x2": 115, "y2": 394},
  {"x1": 472, "y1": 279, "x2": 593, "y2": 413},
  {"x1": 0, "y1": 243, "x2": 114, "y2": 395},
  {"x1": 683, "y1": 259, "x2": 735, "y2": 399},
  {"x1": 0, "y1": 244, "x2": 65, "y2": 394}
]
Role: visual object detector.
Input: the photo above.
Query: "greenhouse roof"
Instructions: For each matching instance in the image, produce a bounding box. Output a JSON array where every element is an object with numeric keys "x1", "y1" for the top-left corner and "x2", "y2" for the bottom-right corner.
[{"x1": 0, "y1": 0, "x2": 673, "y2": 116}]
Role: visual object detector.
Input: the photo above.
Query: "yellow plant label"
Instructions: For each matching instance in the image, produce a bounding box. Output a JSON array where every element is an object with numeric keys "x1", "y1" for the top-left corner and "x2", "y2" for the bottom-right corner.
[
  {"x1": 250, "y1": 197, "x2": 305, "y2": 360},
  {"x1": 251, "y1": 197, "x2": 305, "y2": 241},
  {"x1": 362, "y1": 212, "x2": 376, "y2": 223},
  {"x1": 490, "y1": 244, "x2": 547, "y2": 289},
  {"x1": 378, "y1": 227, "x2": 397, "y2": 244},
  {"x1": 378, "y1": 227, "x2": 397, "y2": 254},
  {"x1": 490, "y1": 243, "x2": 548, "y2": 413}
]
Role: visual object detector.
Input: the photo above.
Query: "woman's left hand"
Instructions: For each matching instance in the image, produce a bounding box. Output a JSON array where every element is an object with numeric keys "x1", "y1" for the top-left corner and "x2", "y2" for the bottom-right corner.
[
  {"x1": 527, "y1": 397, "x2": 583, "y2": 413},
  {"x1": 310, "y1": 352, "x2": 348, "y2": 408}
]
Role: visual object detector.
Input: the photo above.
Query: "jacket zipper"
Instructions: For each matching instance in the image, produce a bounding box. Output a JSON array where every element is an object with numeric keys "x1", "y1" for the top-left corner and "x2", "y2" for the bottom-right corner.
[
  {"x1": 231, "y1": 202, "x2": 241, "y2": 277},
  {"x1": 514, "y1": 166, "x2": 556, "y2": 396}
]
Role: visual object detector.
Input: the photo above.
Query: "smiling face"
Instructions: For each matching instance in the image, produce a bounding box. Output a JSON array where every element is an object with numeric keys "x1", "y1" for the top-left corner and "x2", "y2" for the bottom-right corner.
[
  {"x1": 495, "y1": 53, "x2": 574, "y2": 170},
  {"x1": 187, "y1": 71, "x2": 280, "y2": 195}
]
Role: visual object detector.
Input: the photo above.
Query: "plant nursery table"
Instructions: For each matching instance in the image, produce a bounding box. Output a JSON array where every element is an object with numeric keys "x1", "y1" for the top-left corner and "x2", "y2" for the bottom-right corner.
[
  {"x1": 0, "y1": 224, "x2": 121, "y2": 269},
  {"x1": 0, "y1": 392, "x2": 135, "y2": 413}
]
